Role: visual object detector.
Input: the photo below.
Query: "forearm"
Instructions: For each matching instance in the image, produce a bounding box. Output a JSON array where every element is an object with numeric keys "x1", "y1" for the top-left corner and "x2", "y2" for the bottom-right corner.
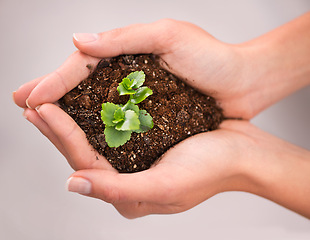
[
  {"x1": 245, "y1": 138, "x2": 310, "y2": 218},
  {"x1": 238, "y1": 12, "x2": 310, "y2": 115}
]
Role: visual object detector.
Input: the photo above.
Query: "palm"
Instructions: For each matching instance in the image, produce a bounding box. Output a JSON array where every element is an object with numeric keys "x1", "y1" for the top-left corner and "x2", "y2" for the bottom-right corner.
[
  {"x1": 22, "y1": 100, "x2": 252, "y2": 218},
  {"x1": 110, "y1": 120, "x2": 252, "y2": 218}
]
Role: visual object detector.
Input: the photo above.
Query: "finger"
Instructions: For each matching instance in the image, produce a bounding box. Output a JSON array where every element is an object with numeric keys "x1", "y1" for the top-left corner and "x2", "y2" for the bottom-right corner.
[
  {"x1": 13, "y1": 75, "x2": 47, "y2": 108},
  {"x1": 72, "y1": 19, "x2": 224, "y2": 95},
  {"x1": 66, "y1": 167, "x2": 175, "y2": 204},
  {"x1": 23, "y1": 108, "x2": 69, "y2": 159},
  {"x1": 35, "y1": 103, "x2": 114, "y2": 171},
  {"x1": 73, "y1": 19, "x2": 184, "y2": 58},
  {"x1": 26, "y1": 51, "x2": 101, "y2": 109},
  {"x1": 66, "y1": 168, "x2": 186, "y2": 218}
]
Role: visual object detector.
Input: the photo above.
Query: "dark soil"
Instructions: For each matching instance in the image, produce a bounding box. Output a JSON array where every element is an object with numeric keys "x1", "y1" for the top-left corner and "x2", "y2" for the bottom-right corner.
[{"x1": 59, "y1": 54, "x2": 223, "y2": 173}]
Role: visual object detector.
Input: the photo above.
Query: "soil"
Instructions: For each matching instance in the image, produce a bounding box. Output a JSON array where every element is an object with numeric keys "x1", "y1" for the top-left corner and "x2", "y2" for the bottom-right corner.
[{"x1": 59, "y1": 54, "x2": 223, "y2": 173}]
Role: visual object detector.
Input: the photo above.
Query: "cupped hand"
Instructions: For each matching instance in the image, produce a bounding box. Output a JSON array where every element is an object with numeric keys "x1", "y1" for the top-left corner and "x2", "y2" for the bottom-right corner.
[
  {"x1": 14, "y1": 19, "x2": 262, "y2": 119},
  {"x1": 22, "y1": 103, "x2": 310, "y2": 219},
  {"x1": 23, "y1": 103, "x2": 260, "y2": 218}
]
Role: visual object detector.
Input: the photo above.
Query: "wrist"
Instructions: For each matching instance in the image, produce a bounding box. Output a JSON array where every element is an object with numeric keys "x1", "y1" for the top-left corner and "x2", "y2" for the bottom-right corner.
[
  {"x1": 233, "y1": 12, "x2": 310, "y2": 118},
  {"x1": 238, "y1": 131, "x2": 310, "y2": 218},
  {"x1": 239, "y1": 39, "x2": 309, "y2": 111},
  {"x1": 217, "y1": 120, "x2": 310, "y2": 218}
]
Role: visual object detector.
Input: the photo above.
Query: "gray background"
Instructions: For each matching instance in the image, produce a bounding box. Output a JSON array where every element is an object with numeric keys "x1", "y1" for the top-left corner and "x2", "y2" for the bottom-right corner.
[{"x1": 1, "y1": 0, "x2": 310, "y2": 239}]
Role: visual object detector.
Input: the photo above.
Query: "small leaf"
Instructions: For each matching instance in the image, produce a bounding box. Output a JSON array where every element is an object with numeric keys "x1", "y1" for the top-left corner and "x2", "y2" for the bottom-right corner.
[
  {"x1": 122, "y1": 77, "x2": 135, "y2": 89},
  {"x1": 122, "y1": 101, "x2": 139, "y2": 115},
  {"x1": 115, "y1": 110, "x2": 140, "y2": 131},
  {"x1": 104, "y1": 126, "x2": 132, "y2": 148},
  {"x1": 127, "y1": 71, "x2": 145, "y2": 89},
  {"x1": 134, "y1": 110, "x2": 154, "y2": 133},
  {"x1": 101, "y1": 102, "x2": 119, "y2": 126},
  {"x1": 112, "y1": 108, "x2": 125, "y2": 124},
  {"x1": 117, "y1": 82, "x2": 136, "y2": 95},
  {"x1": 130, "y1": 86, "x2": 153, "y2": 104}
]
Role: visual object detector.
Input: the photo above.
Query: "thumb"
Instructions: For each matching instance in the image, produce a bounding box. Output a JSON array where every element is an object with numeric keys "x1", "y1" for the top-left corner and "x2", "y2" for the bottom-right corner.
[
  {"x1": 66, "y1": 169, "x2": 166, "y2": 204},
  {"x1": 72, "y1": 19, "x2": 180, "y2": 58}
]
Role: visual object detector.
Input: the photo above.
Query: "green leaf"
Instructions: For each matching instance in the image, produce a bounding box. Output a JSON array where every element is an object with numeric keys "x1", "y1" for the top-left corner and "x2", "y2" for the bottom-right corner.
[
  {"x1": 122, "y1": 77, "x2": 134, "y2": 88},
  {"x1": 112, "y1": 108, "x2": 125, "y2": 124},
  {"x1": 130, "y1": 86, "x2": 153, "y2": 104},
  {"x1": 134, "y1": 110, "x2": 154, "y2": 133},
  {"x1": 117, "y1": 81, "x2": 136, "y2": 95},
  {"x1": 127, "y1": 71, "x2": 145, "y2": 89},
  {"x1": 104, "y1": 126, "x2": 132, "y2": 148},
  {"x1": 115, "y1": 110, "x2": 140, "y2": 131},
  {"x1": 122, "y1": 101, "x2": 139, "y2": 115},
  {"x1": 101, "y1": 102, "x2": 120, "y2": 126}
]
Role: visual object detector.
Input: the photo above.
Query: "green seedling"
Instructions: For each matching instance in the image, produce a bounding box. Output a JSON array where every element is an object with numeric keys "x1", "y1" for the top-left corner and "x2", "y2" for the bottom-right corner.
[{"x1": 101, "y1": 71, "x2": 154, "y2": 148}]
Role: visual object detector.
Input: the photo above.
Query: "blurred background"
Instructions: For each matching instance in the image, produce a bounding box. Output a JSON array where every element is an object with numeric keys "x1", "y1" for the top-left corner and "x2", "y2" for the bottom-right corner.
[{"x1": 1, "y1": 0, "x2": 310, "y2": 239}]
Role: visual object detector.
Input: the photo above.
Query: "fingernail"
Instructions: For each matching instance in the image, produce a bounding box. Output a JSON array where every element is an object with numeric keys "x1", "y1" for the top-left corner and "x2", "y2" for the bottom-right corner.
[
  {"x1": 35, "y1": 105, "x2": 41, "y2": 112},
  {"x1": 73, "y1": 33, "x2": 98, "y2": 43},
  {"x1": 66, "y1": 177, "x2": 92, "y2": 194},
  {"x1": 25, "y1": 98, "x2": 33, "y2": 109},
  {"x1": 22, "y1": 109, "x2": 28, "y2": 120}
]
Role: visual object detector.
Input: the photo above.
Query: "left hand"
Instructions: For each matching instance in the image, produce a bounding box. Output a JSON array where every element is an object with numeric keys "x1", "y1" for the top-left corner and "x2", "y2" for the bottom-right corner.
[
  {"x1": 23, "y1": 103, "x2": 257, "y2": 219},
  {"x1": 13, "y1": 19, "x2": 256, "y2": 119}
]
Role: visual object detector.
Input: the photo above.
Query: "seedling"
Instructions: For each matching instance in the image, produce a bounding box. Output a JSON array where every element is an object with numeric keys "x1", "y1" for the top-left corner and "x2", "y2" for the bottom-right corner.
[{"x1": 101, "y1": 71, "x2": 154, "y2": 147}]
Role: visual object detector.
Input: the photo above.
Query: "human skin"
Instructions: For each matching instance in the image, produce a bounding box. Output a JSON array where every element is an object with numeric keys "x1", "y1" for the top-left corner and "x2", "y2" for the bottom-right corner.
[{"x1": 14, "y1": 13, "x2": 310, "y2": 218}]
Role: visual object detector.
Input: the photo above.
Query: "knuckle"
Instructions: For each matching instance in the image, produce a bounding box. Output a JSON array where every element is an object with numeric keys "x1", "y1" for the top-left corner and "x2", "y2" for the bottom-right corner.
[
  {"x1": 103, "y1": 27, "x2": 127, "y2": 54},
  {"x1": 63, "y1": 121, "x2": 79, "y2": 140},
  {"x1": 53, "y1": 69, "x2": 68, "y2": 94},
  {"x1": 152, "y1": 19, "x2": 182, "y2": 50}
]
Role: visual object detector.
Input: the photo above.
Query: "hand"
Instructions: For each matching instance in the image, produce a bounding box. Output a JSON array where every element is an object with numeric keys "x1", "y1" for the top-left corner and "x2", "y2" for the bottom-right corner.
[
  {"x1": 71, "y1": 14, "x2": 310, "y2": 118},
  {"x1": 22, "y1": 104, "x2": 310, "y2": 219},
  {"x1": 14, "y1": 16, "x2": 310, "y2": 119},
  {"x1": 13, "y1": 19, "x2": 261, "y2": 119},
  {"x1": 22, "y1": 103, "x2": 255, "y2": 218}
]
